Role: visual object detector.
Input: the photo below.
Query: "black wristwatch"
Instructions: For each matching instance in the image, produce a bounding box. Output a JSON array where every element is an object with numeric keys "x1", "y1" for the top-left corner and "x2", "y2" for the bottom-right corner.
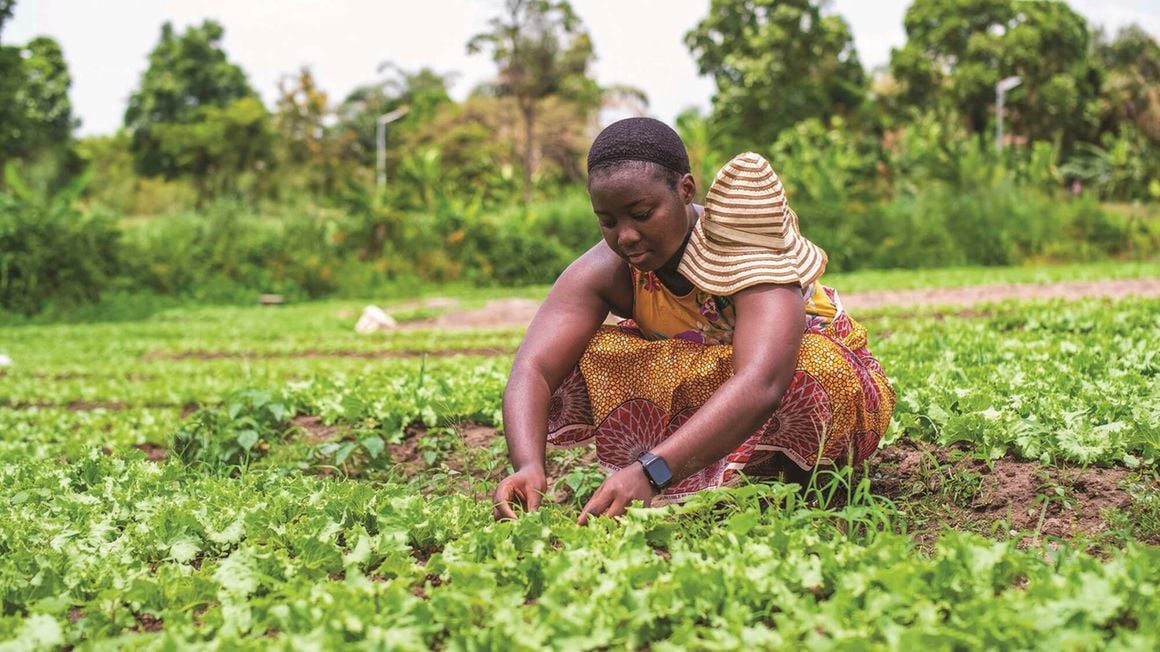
[{"x1": 637, "y1": 452, "x2": 673, "y2": 492}]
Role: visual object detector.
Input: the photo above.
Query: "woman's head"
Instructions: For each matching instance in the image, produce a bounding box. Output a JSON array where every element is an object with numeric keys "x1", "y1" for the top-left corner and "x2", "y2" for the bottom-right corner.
[{"x1": 586, "y1": 118, "x2": 697, "y2": 272}]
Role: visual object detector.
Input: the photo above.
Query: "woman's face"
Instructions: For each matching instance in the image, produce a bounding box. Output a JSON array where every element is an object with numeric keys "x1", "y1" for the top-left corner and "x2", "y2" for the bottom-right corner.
[{"x1": 589, "y1": 168, "x2": 696, "y2": 272}]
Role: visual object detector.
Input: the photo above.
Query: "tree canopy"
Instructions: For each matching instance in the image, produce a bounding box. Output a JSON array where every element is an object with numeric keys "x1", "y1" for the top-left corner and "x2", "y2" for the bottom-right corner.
[
  {"x1": 685, "y1": 0, "x2": 867, "y2": 150},
  {"x1": 1094, "y1": 24, "x2": 1160, "y2": 145},
  {"x1": 0, "y1": 34, "x2": 74, "y2": 171},
  {"x1": 124, "y1": 20, "x2": 261, "y2": 181},
  {"x1": 468, "y1": 0, "x2": 599, "y2": 204},
  {"x1": 890, "y1": 0, "x2": 1100, "y2": 146}
]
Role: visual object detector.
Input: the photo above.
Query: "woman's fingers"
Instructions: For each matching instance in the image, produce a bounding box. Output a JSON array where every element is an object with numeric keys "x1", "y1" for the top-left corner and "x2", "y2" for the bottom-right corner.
[
  {"x1": 526, "y1": 485, "x2": 543, "y2": 512},
  {"x1": 493, "y1": 480, "x2": 521, "y2": 521},
  {"x1": 578, "y1": 486, "x2": 612, "y2": 526},
  {"x1": 606, "y1": 496, "x2": 629, "y2": 519}
]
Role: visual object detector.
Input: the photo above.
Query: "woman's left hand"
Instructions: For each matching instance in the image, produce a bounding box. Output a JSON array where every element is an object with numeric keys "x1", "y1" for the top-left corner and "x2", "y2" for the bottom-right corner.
[{"x1": 578, "y1": 463, "x2": 656, "y2": 525}]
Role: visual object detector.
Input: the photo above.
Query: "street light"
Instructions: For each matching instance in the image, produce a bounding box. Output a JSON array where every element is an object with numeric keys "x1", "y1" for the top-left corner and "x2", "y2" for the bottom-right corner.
[
  {"x1": 996, "y1": 76, "x2": 1022, "y2": 153},
  {"x1": 376, "y1": 106, "x2": 410, "y2": 188}
]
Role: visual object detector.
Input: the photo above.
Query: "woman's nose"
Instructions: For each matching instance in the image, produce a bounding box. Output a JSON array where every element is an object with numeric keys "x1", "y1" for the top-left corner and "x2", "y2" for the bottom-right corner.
[{"x1": 617, "y1": 227, "x2": 641, "y2": 249}]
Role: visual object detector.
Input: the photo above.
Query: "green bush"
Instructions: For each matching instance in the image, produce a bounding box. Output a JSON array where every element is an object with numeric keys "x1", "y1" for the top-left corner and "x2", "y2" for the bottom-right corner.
[
  {"x1": 0, "y1": 167, "x2": 122, "y2": 315},
  {"x1": 800, "y1": 183, "x2": 1156, "y2": 273},
  {"x1": 119, "y1": 201, "x2": 346, "y2": 301}
]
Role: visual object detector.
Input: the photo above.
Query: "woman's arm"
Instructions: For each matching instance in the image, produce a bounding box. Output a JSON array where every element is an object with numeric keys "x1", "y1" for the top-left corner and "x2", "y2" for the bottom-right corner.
[
  {"x1": 578, "y1": 282, "x2": 804, "y2": 524},
  {"x1": 494, "y1": 243, "x2": 631, "y2": 520},
  {"x1": 651, "y1": 283, "x2": 804, "y2": 478}
]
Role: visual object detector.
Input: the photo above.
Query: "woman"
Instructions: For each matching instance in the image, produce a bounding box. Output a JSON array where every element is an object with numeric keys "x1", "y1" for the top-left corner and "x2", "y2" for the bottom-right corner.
[{"x1": 493, "y1": 118, "x2": 894, "y2": 524}]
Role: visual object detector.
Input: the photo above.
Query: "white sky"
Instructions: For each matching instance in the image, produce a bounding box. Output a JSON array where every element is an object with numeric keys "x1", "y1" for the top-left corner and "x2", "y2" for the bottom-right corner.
[{"x1": 5, "y1": 0, "x2": 1158, "y2": 137}]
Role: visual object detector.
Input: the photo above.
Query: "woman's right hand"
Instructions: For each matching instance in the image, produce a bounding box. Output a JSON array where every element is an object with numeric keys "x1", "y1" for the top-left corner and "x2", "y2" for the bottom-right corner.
[{"x1": 493, "y1": 467, "x2": 548, "y2": 520}]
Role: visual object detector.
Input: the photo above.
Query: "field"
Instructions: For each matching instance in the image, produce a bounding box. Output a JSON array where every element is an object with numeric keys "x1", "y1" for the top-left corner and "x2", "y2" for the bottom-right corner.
[{"x1": 1, "y1": 263, "x2": 1158, "y2": 649}]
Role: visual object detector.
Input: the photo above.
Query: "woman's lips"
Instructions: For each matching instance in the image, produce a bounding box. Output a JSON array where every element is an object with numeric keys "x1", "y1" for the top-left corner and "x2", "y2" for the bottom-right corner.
[{"x1": 627, "y1": 251, "x2": 649, "y2": 264}]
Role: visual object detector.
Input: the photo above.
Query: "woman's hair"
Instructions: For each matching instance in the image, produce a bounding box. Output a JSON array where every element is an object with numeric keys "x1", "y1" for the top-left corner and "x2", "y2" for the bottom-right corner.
[{"x1": 587, "y1": 117, "x2": 690, "y2": 190}]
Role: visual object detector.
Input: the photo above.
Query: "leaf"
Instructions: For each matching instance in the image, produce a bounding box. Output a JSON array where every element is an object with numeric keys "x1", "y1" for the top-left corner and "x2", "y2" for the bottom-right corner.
[
  {"x1": 334, "y1": 441, "x2": 357, "y2": 466},
  {"x1": 268, "y1": 402, "x2": 287, "y2": 422},
  {"x1": 236, "y1": 430, "x2": 259, "y2": 452},
  {"x1": 170, "y1": 538, "x2": 202, "y2": 563},
  {"x1": 361, "y1": 435, "x2": 385, "y2": 459}
]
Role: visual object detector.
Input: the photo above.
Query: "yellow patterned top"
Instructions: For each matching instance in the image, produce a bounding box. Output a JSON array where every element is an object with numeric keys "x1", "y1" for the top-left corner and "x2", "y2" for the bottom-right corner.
[{"x1": 630, "y1": 268, "x2": 839, "y2": 345}]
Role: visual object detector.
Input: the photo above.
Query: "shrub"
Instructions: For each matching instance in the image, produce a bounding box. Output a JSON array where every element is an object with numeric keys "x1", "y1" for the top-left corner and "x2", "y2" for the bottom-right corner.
[
  {"x1": 118, "y1": 201, "x2": 346, "y2": 301},
  {"x1": 0, "y1": 167, "x2": 122, "y2": 314}
]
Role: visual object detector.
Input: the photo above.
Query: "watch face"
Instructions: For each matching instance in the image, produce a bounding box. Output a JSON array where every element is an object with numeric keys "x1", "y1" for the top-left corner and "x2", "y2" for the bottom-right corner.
[
  {"x1": 650, "y1": 461, "x2": 673, "y2": 489},
  {"x1": 642, "y1": 454, "x2": 673, "y2": 490}
]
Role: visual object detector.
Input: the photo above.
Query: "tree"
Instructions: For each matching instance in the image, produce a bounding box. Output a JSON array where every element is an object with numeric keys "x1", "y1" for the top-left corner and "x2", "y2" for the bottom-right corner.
[
  {"x1": 14, "y1": 37, "x2": 73, "y2": 151},
  {"x1": 889, "y1": 0, "x2": 1100, "y2": 147},
  {"x1": 124, "y1": 20, "x2": 261, "y2": 185},
  {"x1": 150, "y1": 97, "x2": 274, "y2": 199},
  {"x1": 272, "y1": 67, "x2": 362, "y2": 195},
  {"x1": 1094, "y1": 24, "x2": 1160, "y2": 146},
  {"x1": 685, "y1": 0, "x2": 866, "y2": 150},
  {"x1": 468, "y1": 0, "x2": 599, "y2": 205},
  {"x1": 0, "y1": 1, "x2": 75, "y2": 173},
  {"x1": 0, "y1": 0, "x2": 14, "y2": 40},
  {"x1": 335, "y1": 64, "x2": 454, "y2": 169}
]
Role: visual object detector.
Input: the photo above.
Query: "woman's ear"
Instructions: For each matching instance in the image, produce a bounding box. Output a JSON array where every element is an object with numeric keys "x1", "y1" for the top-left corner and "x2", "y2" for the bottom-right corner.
[{"x1": 679, "y1": 173, "x2": 697, "y2": 204}]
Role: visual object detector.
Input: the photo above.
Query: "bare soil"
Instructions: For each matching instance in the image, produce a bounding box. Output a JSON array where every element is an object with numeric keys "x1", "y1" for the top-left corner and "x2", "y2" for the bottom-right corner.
[
  {"x1": 404, "y1": 298, "x2": 542, "y2": 331},
  {"x1": 399, "y1": 278, "x2": 1160, "y2": 331},
  {"x1": 839, "y1": 277, "x2": 1160, "y2": 312},
  {"x1": 144, "y1": 347, "x2": 513, "y2": 361},
  {"x1": 132, "y1": 442, "x2": 169, "y2": 462},
  {"x1": 867, "y1": 439, "x2": 1140, "y2": 544},
  {"x1": 291, "y1": 415, "x2": 346, "y2": 443}
]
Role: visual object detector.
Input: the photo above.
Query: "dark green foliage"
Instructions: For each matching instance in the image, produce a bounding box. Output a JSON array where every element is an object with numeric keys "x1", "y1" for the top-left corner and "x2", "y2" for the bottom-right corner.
[
  {"x1": 0, "y1": 166, "x2": 120, "y2": 315},
  {"x1": 1093, "y1": 24, "x2": 1160, "y2": 146},
  {"x1": 889, "y1": 0, "x2": 1100, "y2": 147},
  {"x1": 118, "y1": 202, "x2": 346, "y2": 302},
  {"x1": 686, "y1": 0, "x2": 867, "y2": 150},
  {"x1": 0, "y1": 30, "x2": 76, "y2": 175},
  {"x1": 800, "y1": 183, "x2": 1158, "y2": 272},
  {"x1": 175, "y1": 388, "x2": 293, "y2": 469},
  {"x1": 124, "y1": 20, "x2": 269, "y2": 192},
  {"x1": 0, "y1": 0, "x2": 13, "y2": 37}
]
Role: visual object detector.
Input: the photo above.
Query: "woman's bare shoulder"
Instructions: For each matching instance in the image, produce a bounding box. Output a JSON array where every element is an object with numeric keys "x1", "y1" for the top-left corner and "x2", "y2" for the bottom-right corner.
[{"x1": 553, "y1": 241, "x2": 633, "y2": 317}]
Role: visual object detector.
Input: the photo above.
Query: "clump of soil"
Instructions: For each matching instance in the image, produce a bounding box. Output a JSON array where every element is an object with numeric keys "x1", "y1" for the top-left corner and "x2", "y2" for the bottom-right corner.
[
  {"x1": 290, "y1": 415, "x2": 347, "y2": 443},
  {"x1": 133, "y1": 443, "x2": 168, "y2": 462}
]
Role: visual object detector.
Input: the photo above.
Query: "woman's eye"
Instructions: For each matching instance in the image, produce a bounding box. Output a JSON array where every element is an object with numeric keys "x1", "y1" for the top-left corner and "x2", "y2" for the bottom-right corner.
[{"x1": 632, "y1": 211, "x2": 651, "y2": 220}]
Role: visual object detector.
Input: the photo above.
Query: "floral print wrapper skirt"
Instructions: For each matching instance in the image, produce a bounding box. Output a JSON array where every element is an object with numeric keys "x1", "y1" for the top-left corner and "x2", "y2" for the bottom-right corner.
[{"x1": 545, "y1": 312, "x2": 896, "y2": 505}]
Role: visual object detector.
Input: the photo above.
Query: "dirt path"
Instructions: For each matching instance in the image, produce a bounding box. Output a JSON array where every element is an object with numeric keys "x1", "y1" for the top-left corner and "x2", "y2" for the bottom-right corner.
[
  {"x1": 408, "y1": 277, "x2": 1160, "y2": 331},
  {"x1": 838, "y1": 277, "x2": 1160, "y2": 312}
]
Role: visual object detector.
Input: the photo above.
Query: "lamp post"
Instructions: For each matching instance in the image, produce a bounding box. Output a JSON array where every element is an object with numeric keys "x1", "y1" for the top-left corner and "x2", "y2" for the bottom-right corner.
[
  {"x1": 376, "y1": 106, "x2": 410, "y2": 188},
  {"x1": 995, "y1": 76, "x2": 1022, "y2": 154}
]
